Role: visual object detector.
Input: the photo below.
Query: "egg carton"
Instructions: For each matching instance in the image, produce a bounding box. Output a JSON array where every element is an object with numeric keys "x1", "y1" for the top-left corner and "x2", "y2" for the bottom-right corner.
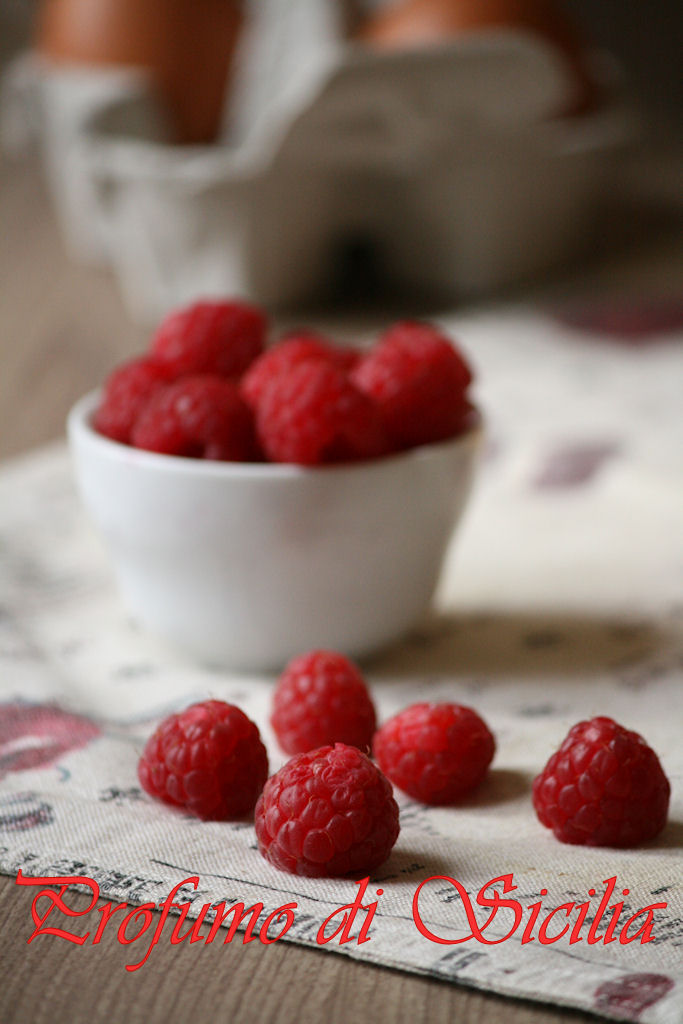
[{"x1": 1, "y1": 1, "x2": 633, "y2": 323}]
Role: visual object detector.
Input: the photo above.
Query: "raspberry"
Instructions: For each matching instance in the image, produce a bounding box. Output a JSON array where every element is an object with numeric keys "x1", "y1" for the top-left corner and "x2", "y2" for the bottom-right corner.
[
  {"x1": 138, "y1": 700, "x2": 268, "y2": 820},
  {"x1": 532, "y1": 717, "x2": 670, "y2": 847},
  {"x1": 241, "y1": 333, "x2": 359, "y2": 409},
  {"x1": 255, "y1": 743, "x2": 399, "y2": 877},
  {"x1": 150, "y1": 300, "x2": 266, "y2": 379},
  {"x1": 93, "y1": 356, "x2": 171, "y2": 444},
  {"x1": 255, "y1": 360, "x2": 389, "y2": 465},
  {"x1": 271, "y1": 650, "x2": 377, "y2": 755},
  {"x1": 131, "y1": 375, "x2": 258, "y2": 460},
  {"x1": 351, "y1": 321, "x2": 473, "y2": 448},
  {"x1": 372, "y1": 703, "x2": 495, "y2": 805}
]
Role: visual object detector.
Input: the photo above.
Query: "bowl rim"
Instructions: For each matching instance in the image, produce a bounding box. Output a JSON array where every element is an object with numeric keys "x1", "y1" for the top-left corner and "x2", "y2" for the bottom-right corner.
[{"x1": 68, "y1": 390, "x2": 484, "y2": 481}]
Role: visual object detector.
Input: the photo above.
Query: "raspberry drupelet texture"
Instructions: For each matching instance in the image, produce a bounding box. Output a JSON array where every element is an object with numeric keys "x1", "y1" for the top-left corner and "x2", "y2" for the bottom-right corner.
[
  {"x1": 255, "y1": 359, "x2": 389, "y2": 465},
  {"x1": 131, "y1": 375, "x2": 259, "y2": 460},
  {"x1": 532, "y1": 716, "x2": 670, "y2": 848},
  {"x1": 241, "y1": 333, "x2": 360, "y2": 409},
  {"x1": 150, "y1": 299, "x2": 266, "y2": 379},
  {"x1": 373, "y1": 703, "x2": 495, "y2": 805},
  {"x1": 351, "y1": 320, "x2": 473, "y2": 449},
  {"x1": 93, "y1": 356, "x2": 171, "y2": 444},
  {"x1": 255, "y1": 744, "x2": 400, "y2": 877},
  {"x1": 271, "y1": 650, "x2": 377, "y2": 755},
  {"x1": 138, "y1": 700, "x2": 268, "y2": 820}
]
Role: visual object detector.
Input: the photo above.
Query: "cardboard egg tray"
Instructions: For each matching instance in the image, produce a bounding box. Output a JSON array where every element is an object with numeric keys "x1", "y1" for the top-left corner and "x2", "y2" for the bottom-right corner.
[{"x1": 1, "y1": 0, "x2": 633, "y2": 323}]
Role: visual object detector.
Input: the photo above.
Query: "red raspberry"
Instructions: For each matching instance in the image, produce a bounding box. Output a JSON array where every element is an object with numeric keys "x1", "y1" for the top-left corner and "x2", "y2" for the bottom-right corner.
[
  {"x1": 271, "y1": 650, "x2": 377, "y2": 755},
  {"x1": 138, "y1": 700, "x2": 268, "y2": 820},
  {"x1": 131, "y1": 375, "x2": 258, "y2": 460},
  {"x1": 532, "y1": 717, "x2": 670, "y2": 848},
  {"x1": 256, "y1": 360, "x2": 389, "y2": 465},
  {"x1": 150, "y1": 300, "x2": 266, "y2": 379},
  {"x1": 241, "y1": 332, "x2": 359, "y2": 409},
  {"x1": 351, "y1": 320, "x2": 473, "y2": 449},
  {"x1": 372, "y1": 703, "x2": 495, "y2": 805},
  {"x1": 255, "y1": 743, "x2": 399, "y2": 877},
  {"x1": 93, "y1": 356, "x2": 171, "y2": 444}
]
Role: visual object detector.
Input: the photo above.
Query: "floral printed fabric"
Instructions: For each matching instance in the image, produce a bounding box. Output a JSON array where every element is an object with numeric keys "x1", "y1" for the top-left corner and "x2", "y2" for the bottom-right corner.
[{"x1": 0, "y1": 307, "x2": 682, "y2": 1023}]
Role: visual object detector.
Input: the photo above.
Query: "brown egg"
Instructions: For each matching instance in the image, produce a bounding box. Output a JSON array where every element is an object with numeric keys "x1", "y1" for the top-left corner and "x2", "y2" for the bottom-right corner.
[
  {"x1": 356, "y1": 0, "x2": 598, "y2": 116},
  {"x1": 35, "y1": 0, "x2": 244, "y2": 143}
]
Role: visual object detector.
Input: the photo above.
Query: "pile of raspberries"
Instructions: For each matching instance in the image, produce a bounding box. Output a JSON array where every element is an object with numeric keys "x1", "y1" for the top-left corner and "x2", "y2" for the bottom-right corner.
[
  {"x1": 94, "y1": 299, "x2": 475, "y2": 465},
  {"x1": 137, "y1": 650, "x2": 671, "y2": 878}
]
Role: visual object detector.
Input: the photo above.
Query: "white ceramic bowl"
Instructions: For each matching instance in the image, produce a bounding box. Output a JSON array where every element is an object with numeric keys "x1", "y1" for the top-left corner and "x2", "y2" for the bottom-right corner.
[{"x1": 68, "y1": 392, "x2": 482, "y2": 671}]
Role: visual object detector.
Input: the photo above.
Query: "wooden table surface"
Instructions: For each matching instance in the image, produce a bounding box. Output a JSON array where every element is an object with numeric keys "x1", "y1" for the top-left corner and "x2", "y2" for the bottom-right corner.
[{"x1": 1, "y1": 154, "x2": 679, "y2": 1024}]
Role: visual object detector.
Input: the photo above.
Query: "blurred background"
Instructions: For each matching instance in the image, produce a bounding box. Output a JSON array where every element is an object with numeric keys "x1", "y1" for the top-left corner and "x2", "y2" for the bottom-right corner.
[
  {"x1": 2, "y1": 1, "x2": 682, "y2": 139},
  {"x1": 0, "y1": 0, "x2": 681, "y2": 456}
]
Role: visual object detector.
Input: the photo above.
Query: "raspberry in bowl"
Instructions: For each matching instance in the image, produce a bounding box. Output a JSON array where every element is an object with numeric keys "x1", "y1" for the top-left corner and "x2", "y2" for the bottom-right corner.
[{"x1": 68, "y1": 301, "x2": 482, "y2": 670}]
